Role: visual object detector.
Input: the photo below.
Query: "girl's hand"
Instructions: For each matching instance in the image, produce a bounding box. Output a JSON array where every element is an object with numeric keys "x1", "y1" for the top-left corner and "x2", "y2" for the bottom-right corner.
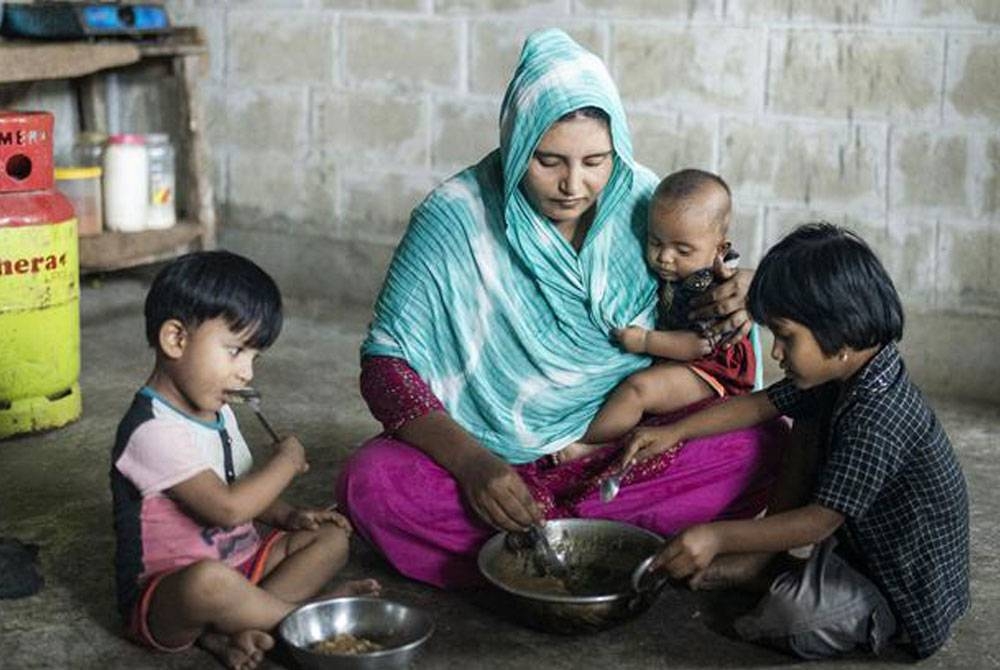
[
  {"x1": 285, "y1": 507, "x2": 352, "y2": 534},
  {"x1": 612, "y1": 326, "x2": 648, "y2": 354},
  {"x1": 652, "y1": 525, "x2": 722, "y2": 580},
  {"x1": 619, "y1": 426, "x2": 684, "y2": 468}
]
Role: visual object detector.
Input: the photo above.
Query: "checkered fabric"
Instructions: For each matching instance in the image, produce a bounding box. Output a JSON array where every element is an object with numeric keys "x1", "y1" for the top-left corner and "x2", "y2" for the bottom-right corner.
[{"x1": 766, "y1": 343, "x2": 970, "y2": 658}]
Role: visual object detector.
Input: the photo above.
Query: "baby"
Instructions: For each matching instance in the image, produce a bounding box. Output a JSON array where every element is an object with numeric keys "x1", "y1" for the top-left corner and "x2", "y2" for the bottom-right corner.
[
  {"x1": 559, "y1": 169, "x2": 755, "y2": 460},
  {"x1": 110, "y1": 251, "x2": 379, "y2": 670}
]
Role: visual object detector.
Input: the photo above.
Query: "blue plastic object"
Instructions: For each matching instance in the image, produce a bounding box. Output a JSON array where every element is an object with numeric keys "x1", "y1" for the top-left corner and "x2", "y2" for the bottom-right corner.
[
  {"x1": 82, "y1": 5, "x2": 168, "y2": 31},
  {"x1": 1, "y1": 3, "x2": 170, "y2": 39}
]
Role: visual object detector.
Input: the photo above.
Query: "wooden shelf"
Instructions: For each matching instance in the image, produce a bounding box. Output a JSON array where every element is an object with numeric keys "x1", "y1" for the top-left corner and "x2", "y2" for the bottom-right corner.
[
  {"x1": 0, "y1": 42, "x2": 139, "y2": 84},
  {"x1": 0, "y1": 29, "x2": 206, "y2": 84},
  {"x1": 137, "y1": 28, "x2": 207, "y2": 58},
  {"x1": 80, "y1": 221, "x2": 206, "y2": 273},
  {"x1": 3, "y1": 27, "x2": 216, "y2": 273}
]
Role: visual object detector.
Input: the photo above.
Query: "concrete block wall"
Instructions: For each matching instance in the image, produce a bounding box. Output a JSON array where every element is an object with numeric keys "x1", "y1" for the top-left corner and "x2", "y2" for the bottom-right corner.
[
  {"x1": 148, "y1": 2, "x2": 1000, "y2": 399},
  {"x1": 157, "y1": 0, "x2": 1000, "y2": 398}
]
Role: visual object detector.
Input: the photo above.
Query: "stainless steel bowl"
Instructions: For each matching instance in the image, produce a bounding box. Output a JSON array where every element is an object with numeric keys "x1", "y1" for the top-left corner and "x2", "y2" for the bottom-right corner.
[
  {"x1": 477, "y1": 518, "x2": 668, "y2": 634},
  {"x1": 279, "y1": 597, "x2": 434, "y2": 669}
]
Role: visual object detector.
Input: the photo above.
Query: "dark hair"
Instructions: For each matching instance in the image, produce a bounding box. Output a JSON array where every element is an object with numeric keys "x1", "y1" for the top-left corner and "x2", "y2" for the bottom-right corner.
[
  {"x1": 653, "y1": 168, "x2": 732, "y2": 232},
  {"x1": 144, "y1": 250, "x2": 283, "y2": 350},
  {"x1": 655, "y1": 168, "x2": 731, "y2": 201},
  {"x1": 557, "y1": 106, "x2": 610, "y2": 125},
  {"x1": 748, "y1": 222, "x2": 903, "y2": 355}
]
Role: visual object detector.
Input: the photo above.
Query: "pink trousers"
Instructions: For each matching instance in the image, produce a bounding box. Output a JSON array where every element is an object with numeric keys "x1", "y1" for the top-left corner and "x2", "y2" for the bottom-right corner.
[{"x1": 338, "y1": 407, "x2": 787, "y2": 589}]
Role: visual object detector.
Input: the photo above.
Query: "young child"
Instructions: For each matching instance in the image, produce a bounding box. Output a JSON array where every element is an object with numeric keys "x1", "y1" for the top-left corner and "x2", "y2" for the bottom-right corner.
[
  {"x1": 621, "y1": 223, "x2": 969, "y2": 659},
  {"x1": 110, "y1": 251, "x2": 379, "y2": 670},
  {"x1": 559, "y1": 168, "x2": 755, "y2": 460}
]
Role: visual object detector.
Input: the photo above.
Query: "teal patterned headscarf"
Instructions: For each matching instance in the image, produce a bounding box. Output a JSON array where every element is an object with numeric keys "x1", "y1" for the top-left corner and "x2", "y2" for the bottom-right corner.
[{"x1": 362, "y1": 29, "x2": 659, "y2": 463}]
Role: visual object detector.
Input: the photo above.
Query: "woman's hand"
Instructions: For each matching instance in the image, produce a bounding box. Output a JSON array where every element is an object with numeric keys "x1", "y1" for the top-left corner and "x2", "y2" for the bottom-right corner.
[
  {"x1": 652, "y1": 524, "x2": 722, "y2": 580},
  {"x1": 619, "y1": 425, "x2": 684, "y2": 468},
  {"x1": 395, "y1": 410, "x2": 542, "y2": 532},
  {"x1": 454, "y1": 450, "x2": 541, "y2": 532},
  {"x1": 688, "y1": 259, "x2": 754, "y2": 349}
]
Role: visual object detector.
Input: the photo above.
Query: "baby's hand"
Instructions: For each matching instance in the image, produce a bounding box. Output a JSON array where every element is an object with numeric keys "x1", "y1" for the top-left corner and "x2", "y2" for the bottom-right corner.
[
  {"x1": 620, "y1": 426, "x2": 684, "y2": 468},
  {"x1": 613, "y1": 326, "x2": 648, "y2": 354},
  {"x1": 275, "y1": 435, "x2": 308, "y2": 474},
  {"x1": 673, "y1": 330, "x2": 714, "y2": 360},
  {"x1": 285, "y1": 507, "x2": 352, "y2": 534}
]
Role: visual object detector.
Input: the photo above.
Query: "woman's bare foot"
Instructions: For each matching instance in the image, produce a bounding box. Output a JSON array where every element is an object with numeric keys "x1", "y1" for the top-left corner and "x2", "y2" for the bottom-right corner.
[
  {"x1": 324, "y1": 578, "x2": 382, "y2": 598},
  {"x1": 551, "y1": 441, "x2": 602, "y2": 464},
  {"x1": 198, "y1": 629, "x2": 274, "y2": 670},
  {"x1": 689, "y1": 552, "x2": 778, "y2": 592}
]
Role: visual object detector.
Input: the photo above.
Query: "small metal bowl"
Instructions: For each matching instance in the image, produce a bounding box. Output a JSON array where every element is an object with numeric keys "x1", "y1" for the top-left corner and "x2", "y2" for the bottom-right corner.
[{"x1": 279, "y1": 597, "x2": 434, "y2": 669}]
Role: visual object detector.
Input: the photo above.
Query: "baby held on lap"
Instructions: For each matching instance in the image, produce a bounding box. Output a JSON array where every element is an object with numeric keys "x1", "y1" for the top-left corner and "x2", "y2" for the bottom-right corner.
[{"x1": 557, "y1": 168, "x2": 756, "y2": 463}]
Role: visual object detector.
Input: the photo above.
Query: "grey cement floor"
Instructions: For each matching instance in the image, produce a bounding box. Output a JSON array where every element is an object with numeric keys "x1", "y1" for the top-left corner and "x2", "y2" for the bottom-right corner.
[{"x1": 1, "y1": 276, "x2": 998, "y2": 669}]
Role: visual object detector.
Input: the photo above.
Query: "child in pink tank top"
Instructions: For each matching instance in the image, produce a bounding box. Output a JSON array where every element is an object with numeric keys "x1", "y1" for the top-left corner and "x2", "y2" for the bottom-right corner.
[{"x1": 111, "y1": 251, "x2": 379, "y2": 670}]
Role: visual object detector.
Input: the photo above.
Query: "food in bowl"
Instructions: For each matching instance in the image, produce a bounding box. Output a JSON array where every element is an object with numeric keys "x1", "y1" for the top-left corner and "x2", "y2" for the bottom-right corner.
[
  {"x1": 311, "y1": 632, "x2": 383, "y2": 655},
  {"x1": 477, "y1": 518, "x2": 669, "y2": 634},
  {"x1": 279, "y1": 596, "x2": 434, "y2": 669},
  {"x1": 494, "y1": 522, "x2": 652, "y2": 596}
]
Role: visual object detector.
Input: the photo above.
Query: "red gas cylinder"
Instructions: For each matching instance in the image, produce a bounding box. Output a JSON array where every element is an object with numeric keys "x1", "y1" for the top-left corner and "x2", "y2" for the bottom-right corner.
[{"x1": 0, "y1": 110, "x2": 81, "y2": 437}]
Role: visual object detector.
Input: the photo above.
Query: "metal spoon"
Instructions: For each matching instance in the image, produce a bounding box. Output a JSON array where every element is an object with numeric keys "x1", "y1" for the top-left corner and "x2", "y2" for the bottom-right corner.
[
  {"x1": 527, "y1": 524, "x2": 571, "y2": 580},
  {"x1": 600, "y1": 461, "x2": 634, "y2": 503},
  {"x1": 225, "y1": 387, "x2": 280, "y2": 442}
]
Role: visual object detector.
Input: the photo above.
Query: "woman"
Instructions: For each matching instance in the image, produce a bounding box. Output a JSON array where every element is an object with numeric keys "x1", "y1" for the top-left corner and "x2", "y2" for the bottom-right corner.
[{"x1": 338, "y1": 29, "x2": 786, "y2": 588}]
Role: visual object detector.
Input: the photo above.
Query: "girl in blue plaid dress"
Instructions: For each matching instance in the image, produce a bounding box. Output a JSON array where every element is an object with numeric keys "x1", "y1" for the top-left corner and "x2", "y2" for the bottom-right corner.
[{"x1": 619, "y1": 223, "x2": 969, "y2": 659}]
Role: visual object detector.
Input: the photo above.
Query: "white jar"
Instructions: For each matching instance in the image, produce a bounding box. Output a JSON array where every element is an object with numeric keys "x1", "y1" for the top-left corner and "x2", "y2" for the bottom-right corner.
[
  {"x1": 145, "y1": 133, "x2": 176, "y2": 229},
  {"x1": 103, "y1": 134, "x2": 148, "y2": 233}
]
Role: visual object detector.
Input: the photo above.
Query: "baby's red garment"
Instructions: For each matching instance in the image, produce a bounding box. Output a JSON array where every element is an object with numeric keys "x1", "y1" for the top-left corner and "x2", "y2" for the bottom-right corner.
[{"x1": 688, "y1": 334, "x2": 756, "y2": 397}]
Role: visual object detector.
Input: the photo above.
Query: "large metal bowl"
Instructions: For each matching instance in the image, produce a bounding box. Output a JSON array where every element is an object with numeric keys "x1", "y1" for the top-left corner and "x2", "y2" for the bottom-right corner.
[
  {"x1": 279, "y1": 597, "x2": 434, "y2": 669},
  {"x1": 477, "y1": 518, "x2": 668, "y2": 634}
]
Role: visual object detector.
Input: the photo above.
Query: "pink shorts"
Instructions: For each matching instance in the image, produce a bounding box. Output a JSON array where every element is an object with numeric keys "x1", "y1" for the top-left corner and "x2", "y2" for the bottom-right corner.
[{"x1": 126, "y1": 529, "x2": 284, "y2": 652}]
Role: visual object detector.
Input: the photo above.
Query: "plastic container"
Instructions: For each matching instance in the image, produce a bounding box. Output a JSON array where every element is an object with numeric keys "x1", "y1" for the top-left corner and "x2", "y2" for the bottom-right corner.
[
  {"x1": 72, "y1": 131, "x2": 107, "y2": 168},
  {"x1": 145, "y1": 133, "x2": 176, "y2": 229},
  {"x1": 102, "y1": 134, "x2": 148, "y2": 233},
  {"x1": 54, "y1": 166, "x2": 103, "y2": 237}
]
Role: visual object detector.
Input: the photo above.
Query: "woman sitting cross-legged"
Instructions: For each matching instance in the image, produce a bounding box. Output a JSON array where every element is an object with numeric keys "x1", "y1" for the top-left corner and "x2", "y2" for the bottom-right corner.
[{"x1": 336, "y1": 29, "x2": 788, "y2": 589}]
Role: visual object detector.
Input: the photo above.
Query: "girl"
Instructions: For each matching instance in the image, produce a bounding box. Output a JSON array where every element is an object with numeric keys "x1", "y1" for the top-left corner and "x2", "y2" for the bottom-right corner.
[{"x1": 620, "y1": 223, "x2": 969, "y2": 659}]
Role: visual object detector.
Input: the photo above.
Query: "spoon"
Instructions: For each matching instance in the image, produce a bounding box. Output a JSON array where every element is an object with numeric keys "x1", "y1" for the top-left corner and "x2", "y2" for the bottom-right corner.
[
  {"x1": 226, "y1": 387, "x2": 280, "y2": 442},
  {"x1": 600, "y1": 461, "x2": 634, "y2": 503},
  {"x1": 527, "y1": 524, "x2": 571, "y2": 580}
]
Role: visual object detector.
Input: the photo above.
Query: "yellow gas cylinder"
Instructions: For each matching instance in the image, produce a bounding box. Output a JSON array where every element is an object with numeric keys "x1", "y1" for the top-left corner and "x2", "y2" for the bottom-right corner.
[{"x1": 0, "y1": 110, "x2": 81, "y2": 437}]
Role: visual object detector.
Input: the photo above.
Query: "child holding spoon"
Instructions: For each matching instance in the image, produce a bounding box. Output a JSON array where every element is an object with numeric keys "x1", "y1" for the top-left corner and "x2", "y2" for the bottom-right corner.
[
  {"x1": 619, "y1": 224, "x2": 968, "y2": 659},
  {"x1": 110, "y1": 251, "x2": 379, "y2": 670}
]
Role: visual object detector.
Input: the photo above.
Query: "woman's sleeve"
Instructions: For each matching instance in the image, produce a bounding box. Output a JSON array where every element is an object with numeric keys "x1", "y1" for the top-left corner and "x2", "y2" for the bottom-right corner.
[{"x1": 360, "y1": 355, "x2": 446, "y2": 433}]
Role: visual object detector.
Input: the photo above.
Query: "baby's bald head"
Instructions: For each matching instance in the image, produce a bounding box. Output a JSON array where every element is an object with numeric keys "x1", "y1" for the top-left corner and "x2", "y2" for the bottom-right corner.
[{"x1": 651, "y1": 168, "x2": 732, "y2": 235}]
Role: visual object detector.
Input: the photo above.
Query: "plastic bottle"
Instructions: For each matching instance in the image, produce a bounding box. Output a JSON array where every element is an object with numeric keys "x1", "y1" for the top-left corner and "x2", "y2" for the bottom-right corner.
[
  {"x1": 145, "y1": 133, "x2": 176, "y2": 229},
  {"x1": 102, "y1": 134, "x2": 148, "y2": 233}
]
